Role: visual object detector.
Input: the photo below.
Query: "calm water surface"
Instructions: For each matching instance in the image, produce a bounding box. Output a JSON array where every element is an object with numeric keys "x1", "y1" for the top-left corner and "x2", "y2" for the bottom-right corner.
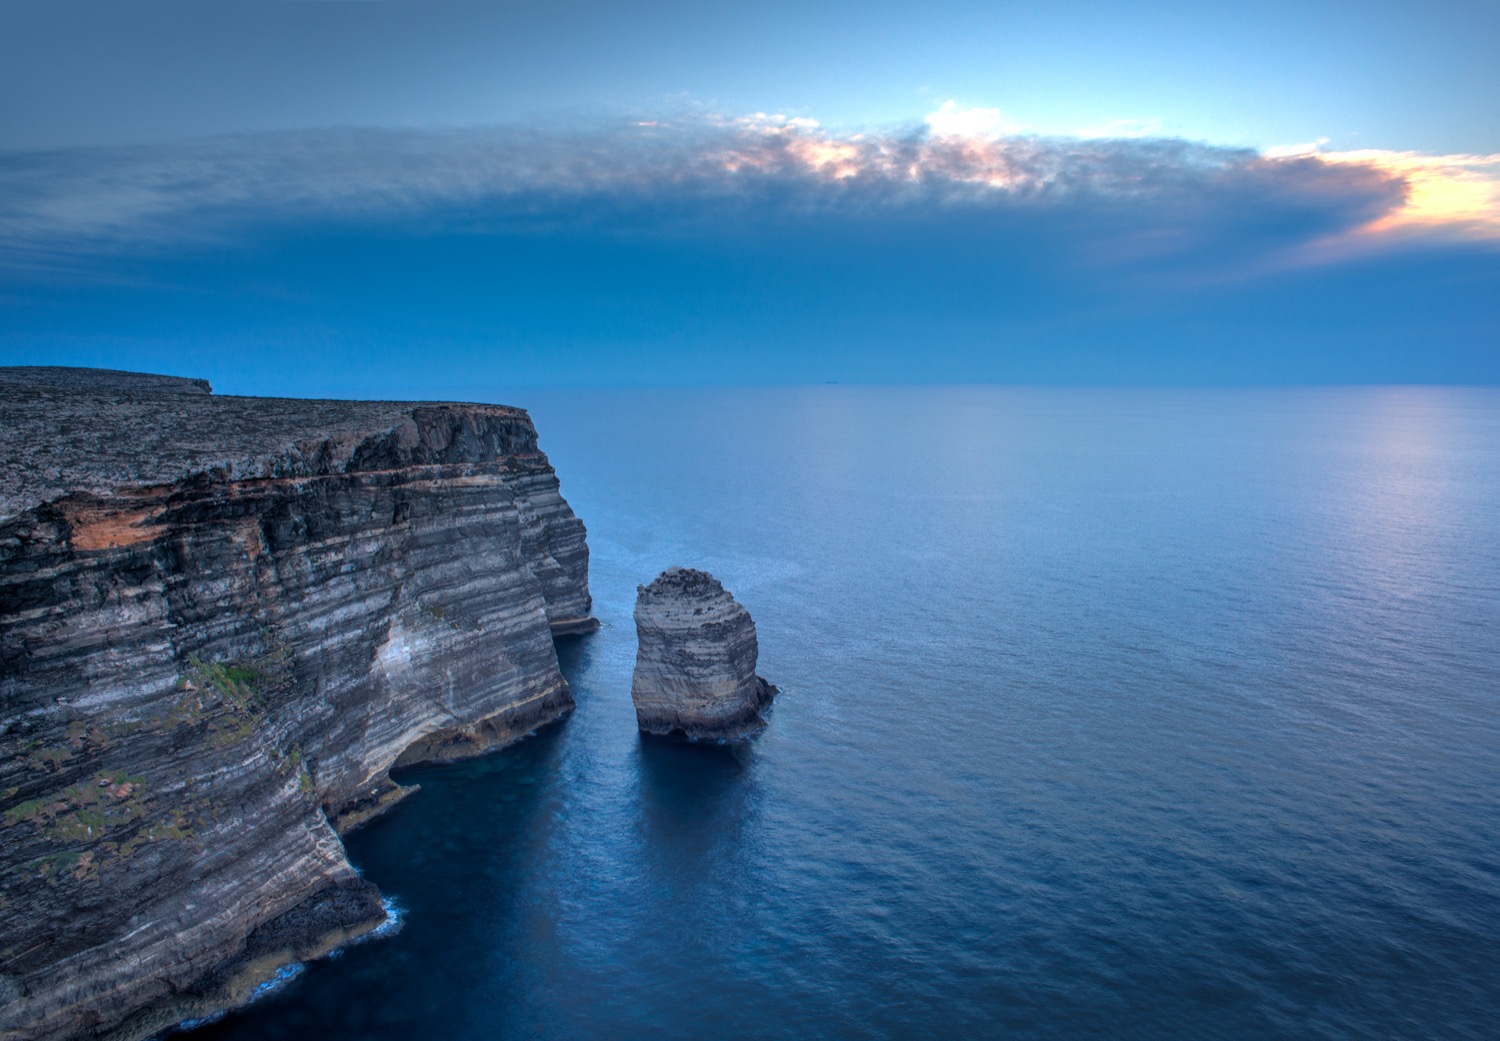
[{"x1": 191, "y1": 387, "x2": 1500, "y2": 1041}]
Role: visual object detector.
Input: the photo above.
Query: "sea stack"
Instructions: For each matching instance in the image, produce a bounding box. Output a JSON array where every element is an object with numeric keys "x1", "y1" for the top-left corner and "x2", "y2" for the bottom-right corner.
[{"x1": 630, "y1": 567, "x2": 776, "y2": 740}]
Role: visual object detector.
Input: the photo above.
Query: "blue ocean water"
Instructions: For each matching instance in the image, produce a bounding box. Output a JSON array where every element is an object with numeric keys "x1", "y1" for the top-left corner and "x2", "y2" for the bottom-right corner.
[{"x1": 190, "y1": 387, "x2": 1500, "y2": 1041}]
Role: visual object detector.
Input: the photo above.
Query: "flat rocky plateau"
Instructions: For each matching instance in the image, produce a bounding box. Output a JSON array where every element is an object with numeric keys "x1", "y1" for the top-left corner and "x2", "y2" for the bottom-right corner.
[{"x1": 2, "y1": 367, "x2": 525, "y2": 521}]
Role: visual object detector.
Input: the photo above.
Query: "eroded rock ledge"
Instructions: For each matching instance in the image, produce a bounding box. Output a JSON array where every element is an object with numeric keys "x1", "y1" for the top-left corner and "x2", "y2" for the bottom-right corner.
[
  {"x1": 630, "y1": 567, "x2": 776, "y2": 740},
  {"x1": 0, "y1": 368, "x2": 598, "y2": 1041}
]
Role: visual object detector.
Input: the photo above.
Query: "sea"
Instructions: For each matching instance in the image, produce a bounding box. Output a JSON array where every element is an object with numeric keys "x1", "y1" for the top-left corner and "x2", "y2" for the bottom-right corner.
[{"x1": 186, "y1": 387, "x2": 1500, "y2": 1041}]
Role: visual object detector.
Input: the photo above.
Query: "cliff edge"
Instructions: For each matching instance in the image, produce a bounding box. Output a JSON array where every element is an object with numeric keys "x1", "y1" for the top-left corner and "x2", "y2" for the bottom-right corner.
[{"x1": 0, "y1": 368, "x2": 598, "y2": 1040}]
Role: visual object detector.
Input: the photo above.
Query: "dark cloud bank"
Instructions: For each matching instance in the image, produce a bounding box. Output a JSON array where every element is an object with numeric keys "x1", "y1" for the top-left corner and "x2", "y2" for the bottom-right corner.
[{"x1": 0, "y1": 118, "x2": 1494, "y2": 387}]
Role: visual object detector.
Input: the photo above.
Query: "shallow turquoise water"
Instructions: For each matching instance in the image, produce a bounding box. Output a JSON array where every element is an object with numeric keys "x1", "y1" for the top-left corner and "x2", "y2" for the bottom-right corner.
[{"x1": 188, "y1": 387, "x2": 1500, "y2": 1041}]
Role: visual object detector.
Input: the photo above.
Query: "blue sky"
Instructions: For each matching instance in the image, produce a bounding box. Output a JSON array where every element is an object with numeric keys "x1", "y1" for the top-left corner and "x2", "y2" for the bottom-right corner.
[{"x1": 1, "y1": 0, "x2": 1496, "y2": 392}]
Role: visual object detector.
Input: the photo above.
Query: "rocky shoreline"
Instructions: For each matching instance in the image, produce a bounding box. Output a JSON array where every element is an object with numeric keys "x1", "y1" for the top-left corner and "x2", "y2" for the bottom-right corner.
[{"x1": 0, "y1": 368, "x2": 598, "y2": 1041}]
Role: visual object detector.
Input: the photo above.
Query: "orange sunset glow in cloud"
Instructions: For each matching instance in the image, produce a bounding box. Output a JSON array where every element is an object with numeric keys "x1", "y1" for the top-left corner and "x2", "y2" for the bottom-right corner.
[{"x1": 707, "y1": 104, "x2": 1500, "y2": 249}]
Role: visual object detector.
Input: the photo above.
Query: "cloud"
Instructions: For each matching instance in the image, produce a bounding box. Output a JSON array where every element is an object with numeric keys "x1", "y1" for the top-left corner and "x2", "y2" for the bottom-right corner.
[
  {"x1": 3, "y1": 109, "x2": 1496, "y2": 388},
  {"x1": 0, "y1": 107, "x2": 1492, "y2": 283},
  {"x1": 1315, "y1": 148, "x2": 1500, "y2": 240},
  {"x1": 924, "y1": 100, "x2": 1022, "y2": 139},
  {"x1": 1262, "y1": 138, "x2": 1330, "y2": 159}
]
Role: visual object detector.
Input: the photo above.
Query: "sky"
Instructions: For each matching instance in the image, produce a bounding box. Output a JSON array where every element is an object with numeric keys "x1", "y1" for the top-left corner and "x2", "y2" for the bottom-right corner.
[{"x1": 0, "y1": 0, "x2": 1496, "y2": 393}]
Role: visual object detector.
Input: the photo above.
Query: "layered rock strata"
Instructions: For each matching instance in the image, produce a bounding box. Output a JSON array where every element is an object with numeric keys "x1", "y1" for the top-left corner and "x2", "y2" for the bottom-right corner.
[
  {"x1": 630, "y1": 567, "x2": 775, "y2": 740},
  {"x1": 0, "y1": 368, "x2": 597, "y2": 1041}
]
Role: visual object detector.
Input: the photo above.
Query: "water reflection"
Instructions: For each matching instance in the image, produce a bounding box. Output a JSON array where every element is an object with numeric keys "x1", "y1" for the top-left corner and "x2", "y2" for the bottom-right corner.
[
  {"x1": 633, "y1": 737, "x2": 755, "y2": 886},
  {"x1": 553, "y1": 632, "x2": 596, "y2": 680}
]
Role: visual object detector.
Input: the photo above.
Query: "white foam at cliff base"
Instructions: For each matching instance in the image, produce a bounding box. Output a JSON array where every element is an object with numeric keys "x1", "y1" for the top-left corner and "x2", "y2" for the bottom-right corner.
[
  {"x1": 330, "y1": 896, "x2": 406, "y2": 959},
  {"x1": 165, "y1": 900, "x2": 402, "y2": 1035}
]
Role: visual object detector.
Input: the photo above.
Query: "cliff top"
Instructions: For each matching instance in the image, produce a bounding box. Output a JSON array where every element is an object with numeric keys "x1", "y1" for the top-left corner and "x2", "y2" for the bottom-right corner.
[
  {"x1": 0, "y1": 366, "x2": 213, "y2": 396},
  {"x1": 638, "y1": 567, "x2": 729, "y2": 601},
  {"x1": 0, "y1": 366, "x2": 534, "y2": 522}
]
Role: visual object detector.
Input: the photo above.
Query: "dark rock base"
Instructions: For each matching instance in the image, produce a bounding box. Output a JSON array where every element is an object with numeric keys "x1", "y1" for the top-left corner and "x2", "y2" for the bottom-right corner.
[{"x1": 636, "y1": 676, "x2": 778, "y2": 742}]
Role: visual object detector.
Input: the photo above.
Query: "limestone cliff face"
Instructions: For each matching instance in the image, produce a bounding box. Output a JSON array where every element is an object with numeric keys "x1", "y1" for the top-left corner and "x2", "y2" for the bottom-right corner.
[
  {"x1": 630, "y1": 568, "x2": 775, "y2": 740},
  {"x1": 0, "y1": 369, "x2": 597, "y2": 1041}
]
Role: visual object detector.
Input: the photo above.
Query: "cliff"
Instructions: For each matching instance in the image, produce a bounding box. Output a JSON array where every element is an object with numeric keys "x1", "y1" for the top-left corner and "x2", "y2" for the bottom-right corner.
[
  {"x1": 0, "y1": 368, "x2": 598, "y2": 1040},
  {"x1": 630, "y1": 567, "x2": 775, "y2": 740}
]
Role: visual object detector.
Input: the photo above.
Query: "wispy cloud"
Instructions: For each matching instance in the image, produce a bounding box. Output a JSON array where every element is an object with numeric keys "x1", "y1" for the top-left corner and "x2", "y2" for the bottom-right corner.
[
  {"x1": 1, "y1": 106, "x2": 1494, "y2": 279},
  {"x1": 1073, "y1": 116, "x2": 1168, "y2": 140}
]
